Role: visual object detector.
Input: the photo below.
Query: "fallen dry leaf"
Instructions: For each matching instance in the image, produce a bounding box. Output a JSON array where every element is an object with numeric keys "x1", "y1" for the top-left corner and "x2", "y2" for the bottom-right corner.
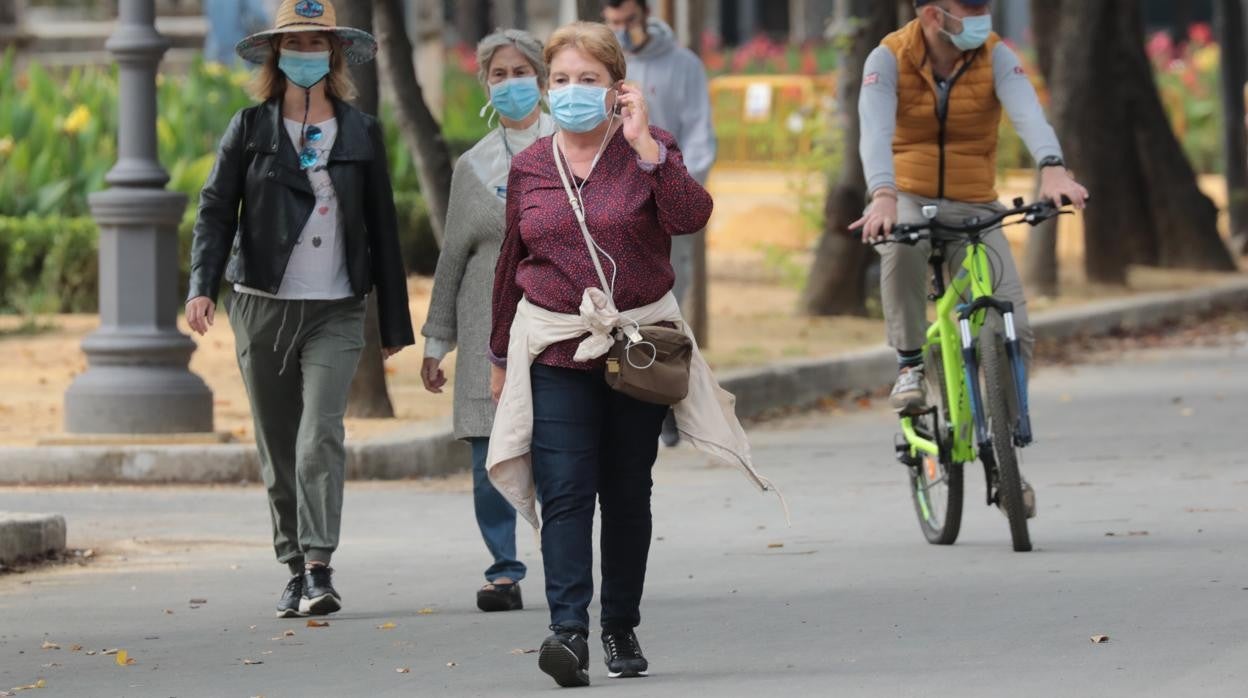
[
  {"x1": 40, "y1": 641, "x2": 59, "y2": 650},
  {"x1": 101, "y1": 649, "x2": 120, "y2": 656},
  {"x1": 446, "y1": 661, "x2": 458, "y2": 668},
  {"x1": 283, "y1": 629, "x2": 295, "y2": 637},
  {"x1": 84, "y1": 651, "x2": 97, "y2": 656},
  {"x1": 767, "y1": 542, "x2": 784, "y2": 549},
  {"x1": 115, "y1": 650, "x2": 136, "y2": 666},
  {"x1": 163, "y1": 610, "x2": 174, "y2": 615},
  {"x1": 248, "y1": 625, "x2": 258, "y2": 631},
  {"x1": 242, "y1": 659, "x2": 263, "y2": 666},
  {"x1": 40, "y1": 663, "x2": 59, "y2": 669},
  {"x1": 306, "y1": 620, "x2": 330, "y2": 628},
  {"x1": 417, "y1": 608, "x2": 435, "y2": 615},
  {"x1": 69, "y1": 645, "x2": 82, "y2": 652},
  {"x1": 1090, "y1": 635, "x2": 1110, "y2": 643},
  {"x1": 396, "y1": 668, "x2": 411, "y2": 674},
  {"x1": 189, "y1": 598, "x2": 208, "y2": 605},
  {"x1": 82, "y1": 549, "x2": 95, "y2": 559},
  {"x1": 5, "y1": 679, "x2": 46, "y2": 693},
  {"x1": 377, "y1": 622, "x2": 397, "y2": 630},
  {"x1": 510, "y1": 648, "x2": 538, "y2": 655}
]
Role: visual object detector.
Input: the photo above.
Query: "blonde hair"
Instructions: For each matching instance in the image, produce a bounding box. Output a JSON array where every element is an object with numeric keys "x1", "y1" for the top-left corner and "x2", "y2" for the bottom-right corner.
[
  {"x1": 543, "y1": 22, "x2": 627, "y2": 84},
  {"x1": 248, "y1": 34, "x2": 358, "y2": 102}
]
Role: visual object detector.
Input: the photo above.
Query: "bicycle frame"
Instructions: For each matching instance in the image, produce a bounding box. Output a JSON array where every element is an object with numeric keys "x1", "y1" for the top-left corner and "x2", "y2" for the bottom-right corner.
[{"x1": 898, "y1": 237, "x2": 1032, "y2": 466}]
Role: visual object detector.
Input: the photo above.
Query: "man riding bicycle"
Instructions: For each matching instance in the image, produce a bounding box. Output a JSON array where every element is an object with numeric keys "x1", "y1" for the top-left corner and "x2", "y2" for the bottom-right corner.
[{"x1": 854, "y1": 0, "x2": 1088, "y2": 417}]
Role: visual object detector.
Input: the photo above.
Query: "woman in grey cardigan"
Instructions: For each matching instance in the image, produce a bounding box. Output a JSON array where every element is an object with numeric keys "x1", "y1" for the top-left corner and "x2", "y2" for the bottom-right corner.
[{"x1": 421, "y1": 28, "x2": 555, "y2": 613}]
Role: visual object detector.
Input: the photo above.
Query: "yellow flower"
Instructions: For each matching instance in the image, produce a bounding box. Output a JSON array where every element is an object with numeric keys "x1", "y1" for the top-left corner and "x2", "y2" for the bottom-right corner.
[
  {"x1": 203, "y1": 61, "x2": 227, "y2": 77},
  {"x1": 63, "y1": 104, "x2": 91, "y2": 135},
  {"x1": 0, "y1": 136, "x2": 13, "y2": 157},
  {"x1": 231, "y1": 72, "x2": 251, "y2": 88},
  {"x1": 1193, "y1": 44, "x2": 1220, "y2": 74}
]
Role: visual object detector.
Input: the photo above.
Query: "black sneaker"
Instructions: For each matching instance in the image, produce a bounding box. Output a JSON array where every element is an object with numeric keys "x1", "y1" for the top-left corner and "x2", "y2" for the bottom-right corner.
[
  {"x1": 299, "y1": 566, "x2": 341, "y2": 616},
  {"x1": 601, "y1": 628, "x2": 648, "y2": 678},
  {"x1": 477, "y1": 581, "x2": 523, "y2": 612},
  {"x1": 276, "y1": 574, "x2": 304, "y2": 618},
  {"x1": 538, "y1": 626, "x2": 590, "y2": 688}
]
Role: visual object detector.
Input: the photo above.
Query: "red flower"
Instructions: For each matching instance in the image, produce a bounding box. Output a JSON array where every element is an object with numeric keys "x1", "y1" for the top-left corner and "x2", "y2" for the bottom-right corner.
[
  {"x1": 1146, "y1": 31, "x2": 1175, "y2": 64},
  {"x1": 1188, "y1": 22, "x2": 1213, "y2": 46}
]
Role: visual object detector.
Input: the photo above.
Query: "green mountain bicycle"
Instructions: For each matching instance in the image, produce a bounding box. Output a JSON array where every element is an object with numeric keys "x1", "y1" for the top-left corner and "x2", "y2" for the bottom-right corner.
[{"x1": 876, "y1": 198, "x2": 1073, "y2": 553}]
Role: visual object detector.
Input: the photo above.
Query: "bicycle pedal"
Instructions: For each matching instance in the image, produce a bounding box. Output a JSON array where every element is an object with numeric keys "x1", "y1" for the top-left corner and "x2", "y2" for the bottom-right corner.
[{"x1": 894, "y1": 435, "x2": 920, "y2": 468}]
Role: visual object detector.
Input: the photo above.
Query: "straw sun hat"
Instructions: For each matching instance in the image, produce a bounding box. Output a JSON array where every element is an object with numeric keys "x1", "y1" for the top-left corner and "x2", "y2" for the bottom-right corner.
[{"x1": 235, "y1": 0, "x2": 378, "y2": 65}]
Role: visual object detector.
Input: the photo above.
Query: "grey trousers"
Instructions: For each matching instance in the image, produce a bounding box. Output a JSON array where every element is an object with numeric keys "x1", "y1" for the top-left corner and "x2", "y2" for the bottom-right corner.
[
  {"x1": 227, "y1": 292, "x2": 366, "y2": 567},
  {"x1": 877, "y1": 193, "x2": 1034, "y2": 368}
]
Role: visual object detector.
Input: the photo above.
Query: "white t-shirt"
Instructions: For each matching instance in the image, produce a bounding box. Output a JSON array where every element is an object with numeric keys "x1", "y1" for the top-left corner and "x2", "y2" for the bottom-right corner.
[{"x1": 235, "y1": 117, "x2": 354, "y2": 301}]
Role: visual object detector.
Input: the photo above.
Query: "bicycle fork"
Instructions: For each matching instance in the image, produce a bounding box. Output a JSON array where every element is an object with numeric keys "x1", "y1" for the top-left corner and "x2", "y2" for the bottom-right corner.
[{"x1": 1001, "y1": 310, "x2": 1033, "y2": 447}]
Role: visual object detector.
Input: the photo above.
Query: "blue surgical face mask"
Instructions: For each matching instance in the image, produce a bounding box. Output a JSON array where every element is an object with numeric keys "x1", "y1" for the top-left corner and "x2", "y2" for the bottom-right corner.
[
  {"x1": 279, "y1": 48, "x2": 331, "y2": 89},
  {"x1": 547, "y1": 84, "x2": 611, "y2": 133},
  {"x1": 489, "y1": 76, "x2": 542, "y2": 122},
  {"x1": 939, "y1": 8, "x2": 992, "y2": 51}
]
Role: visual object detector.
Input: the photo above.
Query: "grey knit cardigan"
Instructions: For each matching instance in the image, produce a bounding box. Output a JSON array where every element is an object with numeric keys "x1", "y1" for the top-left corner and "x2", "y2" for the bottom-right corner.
[{"x1": 421, "y1": 156, "x2": 507, "y2": 440}]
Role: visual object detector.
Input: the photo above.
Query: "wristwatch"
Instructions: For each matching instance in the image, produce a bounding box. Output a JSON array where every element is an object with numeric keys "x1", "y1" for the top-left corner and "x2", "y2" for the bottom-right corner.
[{"x1": 1037, "y1": 155, "x2": 1065, "y2": 171}]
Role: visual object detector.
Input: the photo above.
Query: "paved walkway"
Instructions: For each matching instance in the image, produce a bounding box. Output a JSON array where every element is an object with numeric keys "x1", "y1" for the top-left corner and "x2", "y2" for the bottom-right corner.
[{"x1": 1, "y1": 343, "x2": 1246, "y2": 696}]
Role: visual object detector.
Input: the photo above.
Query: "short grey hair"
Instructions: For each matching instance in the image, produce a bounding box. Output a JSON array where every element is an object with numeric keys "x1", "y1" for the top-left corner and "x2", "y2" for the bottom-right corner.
[{"x1": 476, "y1": 29, "x2": 548, "y2": 88}]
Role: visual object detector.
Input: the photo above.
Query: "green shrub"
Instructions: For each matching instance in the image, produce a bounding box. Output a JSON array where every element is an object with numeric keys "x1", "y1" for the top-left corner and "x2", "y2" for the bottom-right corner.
[{"x1": 0, "y1": 216, "x2": 100, "y2": 313}]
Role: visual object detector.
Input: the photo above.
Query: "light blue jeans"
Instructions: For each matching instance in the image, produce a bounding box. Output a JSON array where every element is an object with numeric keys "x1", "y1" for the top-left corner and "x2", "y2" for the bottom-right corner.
[{"x1": 469, "y1": 438, "x2": 526, "y2": 583}]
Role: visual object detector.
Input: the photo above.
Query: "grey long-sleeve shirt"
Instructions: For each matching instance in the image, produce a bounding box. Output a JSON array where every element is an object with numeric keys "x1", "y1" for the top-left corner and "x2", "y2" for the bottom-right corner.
[{"x1": 859, "y1": 42, "x2": 1063, "y2": 197}]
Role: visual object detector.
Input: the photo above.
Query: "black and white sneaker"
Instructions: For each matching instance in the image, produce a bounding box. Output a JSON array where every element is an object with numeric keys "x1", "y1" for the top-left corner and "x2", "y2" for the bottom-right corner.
[
  {"x1": 299, "y1": 566, "x2": 342, "y2": 616},
  {"x1": 538, "y1": 626, "x2": 590, "y2": 688},
  {"x1": 601, "y1": 628, "x2": 648, "y2": 678},
  {"x1": 276, "y1": 574, "x2": 304, "y2": 618}
]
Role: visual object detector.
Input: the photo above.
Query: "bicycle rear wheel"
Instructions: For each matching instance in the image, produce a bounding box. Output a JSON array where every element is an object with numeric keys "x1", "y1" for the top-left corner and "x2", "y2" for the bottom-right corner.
[
  {"x1": 908, "y1": 345, "x2": 963, "y2": 545},
  {"x1": 979, "y1": 311, "x2": 1032, "y2": 552}
]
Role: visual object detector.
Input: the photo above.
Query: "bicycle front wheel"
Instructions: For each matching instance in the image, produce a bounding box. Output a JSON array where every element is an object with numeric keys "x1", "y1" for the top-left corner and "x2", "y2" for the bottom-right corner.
[
  {"x1": 908, "y1": 345, "x2": 964, "y2": 545},
  {"x1": 979, "y1": 311, "x2": 1032, "y2": 552}
]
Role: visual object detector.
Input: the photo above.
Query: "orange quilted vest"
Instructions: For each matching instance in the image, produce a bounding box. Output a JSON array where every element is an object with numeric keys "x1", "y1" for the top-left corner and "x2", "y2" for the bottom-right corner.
[{"x1": 881, "y1": 19, "x2": 1002, "y2": 203}]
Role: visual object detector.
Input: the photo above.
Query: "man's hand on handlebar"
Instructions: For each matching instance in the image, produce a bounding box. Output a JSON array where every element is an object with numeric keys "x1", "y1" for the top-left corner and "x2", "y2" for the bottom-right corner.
[
  {"x1": 1039, "y1": 166, "x2": 1089, "y2": 210},
  {"x1": 850, "y1": 189, "x2": 898, "y2": 244}
]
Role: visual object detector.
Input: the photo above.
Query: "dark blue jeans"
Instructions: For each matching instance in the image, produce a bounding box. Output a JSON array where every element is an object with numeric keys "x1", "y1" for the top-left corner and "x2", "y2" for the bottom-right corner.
[
  {"x1": 469, "y1": 438, "x2": 527, "y2": 583},
  {"x1": 530, "y1": 363, "x2": 668, "y2": 634}
]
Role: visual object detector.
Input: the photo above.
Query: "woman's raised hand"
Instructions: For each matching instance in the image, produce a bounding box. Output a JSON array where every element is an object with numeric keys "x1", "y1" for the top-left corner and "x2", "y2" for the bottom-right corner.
[{"x1": 616, "y1": 82, "x2": 660, "y2": 163}]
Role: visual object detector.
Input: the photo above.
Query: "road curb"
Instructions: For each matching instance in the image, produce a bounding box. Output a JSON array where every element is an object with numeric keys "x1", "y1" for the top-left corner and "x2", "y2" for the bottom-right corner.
[
  {"x1": 1, "y1": 280, "x2": 1245, "y2": 484},
  {"x1": 0, "y1": 513, "x2": 67, "y2": 565}
]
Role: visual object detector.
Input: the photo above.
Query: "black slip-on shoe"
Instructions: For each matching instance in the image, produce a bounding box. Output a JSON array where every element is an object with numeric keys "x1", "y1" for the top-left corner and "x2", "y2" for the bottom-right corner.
[
  {"x1": 538, "y1": 626, "x2": 590, "y2": 688},
  {"x1": 276, "y1": 574, "x2": 304, "y2": 618},
  {"x1": 299, "y1": 565, "x2": 342, "y2": 616},
  {"x1": 601, "y1": 627, "x2": 649, "y2": 678},
  {"x1": 477, "y1": 581, "x2": 524, "y2": 612}
]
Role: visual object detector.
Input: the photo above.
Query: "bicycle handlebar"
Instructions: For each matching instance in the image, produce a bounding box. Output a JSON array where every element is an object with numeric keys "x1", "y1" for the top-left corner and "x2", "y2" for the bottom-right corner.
[{"x1": 872, "y1": 196, "x2": 1080, "y2": 247}]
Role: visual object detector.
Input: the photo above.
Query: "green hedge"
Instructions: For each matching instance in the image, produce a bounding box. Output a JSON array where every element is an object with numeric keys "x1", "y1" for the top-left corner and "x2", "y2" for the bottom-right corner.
[{"x1": 0, "y1": 193, "x2": 434, "y2": 314}]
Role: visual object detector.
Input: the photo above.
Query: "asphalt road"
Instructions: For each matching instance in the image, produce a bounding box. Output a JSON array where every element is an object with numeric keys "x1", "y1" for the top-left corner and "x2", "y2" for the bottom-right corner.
[{"x1": 2, "y1": 341, "x2": 1246, "y2": 697}]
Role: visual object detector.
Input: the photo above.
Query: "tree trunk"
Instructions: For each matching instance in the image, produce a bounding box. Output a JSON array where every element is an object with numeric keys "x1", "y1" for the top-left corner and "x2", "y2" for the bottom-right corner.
[
  {"x1": 337, "y1": 0, "x2": 396, "y2": 419},
  {"x1": 800, "y1": 0, "x2": 897, "y2": 316},
  {"x1": 1050, "y1": 0, "x2": 1236, "y2": 285},
  {"x1": 375, "y1": 0, "x2": 454, "y2": 246},
  {"x1": 1021, "y1": 0, "x2": 1061, "y2": 297},
  {"x1": 456, "y1": 0, "x2": 492, "y2": 46},
  {"x1": 577, "y1": 0, "x2": 600, "y2": 21},
  {"x1": 1216, "y1": 0, "x2": 1248, "y2": 255}
]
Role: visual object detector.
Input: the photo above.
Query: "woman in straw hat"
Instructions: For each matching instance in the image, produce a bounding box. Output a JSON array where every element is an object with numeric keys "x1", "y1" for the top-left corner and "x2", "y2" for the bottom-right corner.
[{"x1": 186, "y1": 0, "x2": 414, "y2": 619}]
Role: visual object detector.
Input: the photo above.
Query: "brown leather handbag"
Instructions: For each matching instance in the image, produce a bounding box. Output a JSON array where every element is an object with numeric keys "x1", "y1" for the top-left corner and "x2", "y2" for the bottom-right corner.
[{"x1": 553, "y1": 136, "x2": 693, "y2": 406}]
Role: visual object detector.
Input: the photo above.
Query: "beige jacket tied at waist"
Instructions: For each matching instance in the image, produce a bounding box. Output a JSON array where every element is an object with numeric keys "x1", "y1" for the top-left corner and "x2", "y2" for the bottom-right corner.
[{"x1": 487, "y1": 287, "x2": 777, "y2": 529}]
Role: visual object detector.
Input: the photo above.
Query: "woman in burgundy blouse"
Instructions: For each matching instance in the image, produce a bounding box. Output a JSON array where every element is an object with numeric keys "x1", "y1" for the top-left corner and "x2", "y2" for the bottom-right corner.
[{"x1": 488, "y1": 21, "x2": 712, "y2": 688}]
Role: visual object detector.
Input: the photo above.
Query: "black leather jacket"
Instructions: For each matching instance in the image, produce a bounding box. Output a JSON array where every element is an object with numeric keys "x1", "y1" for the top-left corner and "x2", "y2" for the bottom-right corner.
[{"x1": 187, "y1": 98, "x2": 414, "y2": 348}]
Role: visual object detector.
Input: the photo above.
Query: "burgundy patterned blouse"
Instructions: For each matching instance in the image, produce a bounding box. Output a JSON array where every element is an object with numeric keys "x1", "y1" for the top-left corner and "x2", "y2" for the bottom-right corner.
[{"x1": 490, "y1": 125, "x2": 713, "y2": 371}]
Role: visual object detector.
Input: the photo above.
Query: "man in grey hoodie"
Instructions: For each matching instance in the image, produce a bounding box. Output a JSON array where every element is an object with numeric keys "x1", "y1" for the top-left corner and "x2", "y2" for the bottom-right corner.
[{"x1": 603, "y1": 0, "x2": 718, "y2": 447}]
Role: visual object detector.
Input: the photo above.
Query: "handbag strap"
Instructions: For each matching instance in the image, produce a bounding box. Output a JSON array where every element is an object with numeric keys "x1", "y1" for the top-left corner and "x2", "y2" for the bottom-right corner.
[{"x1": 552, "y1": 134, "x2": 614, "y2": 298}]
